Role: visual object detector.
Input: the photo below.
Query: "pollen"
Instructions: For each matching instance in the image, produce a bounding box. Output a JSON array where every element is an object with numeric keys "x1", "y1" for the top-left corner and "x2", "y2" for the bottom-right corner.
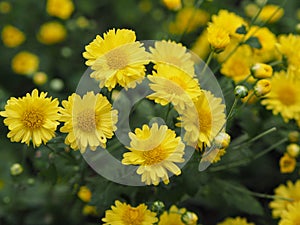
[
  {"x1": 122, "y1": 207, "x2": 144, "y2": 225},
  {"x1": 22, "y1": 109, "x2": 44, "y2": 129},
  {"x1": 76, "y1": 109, "x2": 96, "y2": 132},
  {"x1": 142, "y1": 146, "x2": 168, "y2": 165},
  {"x1": 105, "y1": 48, "x2": 129, "y2": 70}
]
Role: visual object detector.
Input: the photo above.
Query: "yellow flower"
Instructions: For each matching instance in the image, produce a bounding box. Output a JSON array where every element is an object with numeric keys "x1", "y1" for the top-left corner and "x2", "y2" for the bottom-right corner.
[
  {"x1": 46, "y1": 0, "x2": 74, "y2": 20},
  {"x1": 254, "y1": 79, "x2": 272, "y2": 97},
  {"x1": 260, "y1": 70, "x2": 300, "y2": 122},
  {"x1": 207, "y1": 24, "x2": 230, "y2": 52},
  {"x1": 214, "y1": 132, "x2": 231, "y2": 149},
  {"x1": 247, "y1": 26, "x2": 278, "y2": 62},
  {"x1": 122, "y1": 123, "x2": 185, "y2": 185},
  {"x1": 217, "y1": 217, "x2": 255, "y2": 225},
  {"x1": 0, "y1": 1, "x2": 11, "y2": 14},
  {"x1": 279, "y1": 153, "x2": 296, "y2": 174},
  {"x1": 257, "y1": 4, "x2": 284, "y2": 23},
  {"x1": 158, "y1": 205, "x2": 187, "y2": 225},
  {"x1": 211, "y1": 10, "x2": 247, "y2": 39},
  {"x1": 162, "y1": 0, "x2": 182, "y2": 11},
  {"x1": 251, "y1": 63, "x2": 273, "y2": 79},
  {"x1": 147, "y1": 64, "x2": 201, "y2": 112},
  {"x1": 37, "y1": 21, "x2": 67, "y2": 45},
  {"x1": 191, "y1": 30, "x2": 211, "y2": 60},
  {"x1": 169, "y1": 7, "x2": 209, "y2": 35},
  {"x1": 0, "y1": 89, "x2": 60, "y2": 147},
  {"x1": 1, "y1": 25, "x2": 25, "y2": 48},
  {"x1": 286, "y1": 144, "x2": 300, "y2": 158},
  {"x1": 279, "y1": 202, "x2": 300, "y2": 225},
  {"x1": 59, "y1": 92, "x2": 118, "y2": 153},
  {"x1": 220, "y1": 44, "x2": 254, "y2": 82},
  {"x1": 77, "y1": 186, "x2": 92, "y2": 203},
  {"x1": 269, "y1": 180, "x2": 300, "y2": 218},
  {"x1": 276, "y1": 34, "x2": 300, "y2": 70},
  {"x1": 11, "y1": 51, "x2": 39, "y2": 75},
  {"x1": 150, "y1": 40, "x2": 195, "y2": 76},
  {"x1": 177, "y1": 90, "x2": 226, "y2": 149},
  {"x1": 83, "y1": 29, "x2": 150, "y2": 90},
  {"x1": 102, "y1": 200, "x2": 158, "y2": 225}
]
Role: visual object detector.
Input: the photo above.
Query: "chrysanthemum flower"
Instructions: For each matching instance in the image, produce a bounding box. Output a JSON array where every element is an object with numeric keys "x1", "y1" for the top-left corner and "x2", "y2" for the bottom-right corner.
[
  {"x1": 150, "y1": 40, "x2": 195, "y2": 76},
  {"x1": 257, "y1": 4, "x2": 284, "y2": 24},
  {"x1": 11, "y1": 51, "x2": 39, "y2": 75},
  {"x1": 177, "y1": 90, "x2": 226, "y2": 149},
  {"x1": 77, "y1": 186, "x2": 92, "y2": 203},
  {"x1": 276, "y1": 34, "x2": 300, "y2": 70},
  {"x1": 269, "y1": 180, "x2": 300, "y2": 218},
  {"x1": 122, "y1": 123, "x2": 185, "y2": 185},
  {"x1": 207, "y1": 24, "x2": 231, "y2": 52},
  {"x1": 37, "y1": 21, "x2": 67, "y2": 45},
  {"x1": 279, "y1": 202, "x2": 300, "y2": 225},
  {"x1": 162, "y1": 0, "x2": 182, "y2": 11},
  {"x1": 261, "y1": 70, "x2": 300, "y2": 122},
  {"x1": 46, "y1": 0, "x2": 74, "y2": 20},
  {"x1": 217, "y1": 217, "x2": 255, "y2": 225},
  {"x1": 211, "y1": 10, "x2": 247, "y2": 39},
  {"x1": 192, "y1": 30, "x2": 211, "y2": 60},
  {"x1": 158, "y1": 205, "x2": 187, "y2": 225},
  {"x1": 102, "y1": 200, "x2": 158, "y2": 225},
  {"x1": 147, "y1": 64, "x2": 201, "y2": 112},
  {"x1": 59, "y1": 92, "x2": 118, "y2": 153},
  {"x1": 1, "y1": 25, "x2": 25, "y2": 48},
  {"x1": 82, "y1": 29, "x2": 150, "y2": 90},
  {"x1": 169, "y1": 7, "x2": 209, "y2": 35},
  {"x1": 0, "y1": 89, "x2": 60, "y2": 147},
  {"x1": 220, "y1": 44, "x2": 254, "y2": 82}
]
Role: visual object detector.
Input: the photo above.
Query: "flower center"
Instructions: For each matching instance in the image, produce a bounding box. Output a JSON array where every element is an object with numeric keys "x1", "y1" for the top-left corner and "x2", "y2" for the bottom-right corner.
[
  {"x1": 122, "y1": 207, "x2": 144, "y2": 225},
  {"x1": 22, "y1": 109, "x2": 44, "y2": 129},
  {"x1": 277, "y1": 86, "x2": 296, "y2": 106},
  {"x1": 76, "y1": 109, "x2": 96, "y2": 132},
  {"x1": 105, "y1": 48, "x2": 128, "y2": 70},
  {"x1": 142, "y1": 146, "x2": 168, "y2": 165},
  {"x1": 199, "y1": 110, "x2": 212, "y2": 134}
]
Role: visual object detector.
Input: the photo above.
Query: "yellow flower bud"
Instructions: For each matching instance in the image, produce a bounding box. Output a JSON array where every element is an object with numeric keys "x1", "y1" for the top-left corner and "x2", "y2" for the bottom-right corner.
[
  {"x1": 77, "y1": 186, "x2": 92, "y2": 203},
  {"x1": 33, "y1": 72, "x2": 48, "y2": 85},
  {"x1": 287, "y1": 144, "x2": 300, "y2": 158},
  {"x1": 151, "y1": 201, "x2": 165, "y2": 214},
  {"x1": 10, "y1": 163, "x2": 23, "y2": 176},
  {"x1": 0, "y1": 1, "x2": 11, "y2": 14},
  {"x1": 288, "y1": 131, "x2": 300, "y2": 143},
  {"x1": 254, "y1": 79, "x2": 271, "y2": 97},
  {"x1": 162, "y1": 0, "x2": 182, "y2": 11},
  {"x1": 214, "y1": 132, "x2": 231, "y2": 149},
  {"x1": 251, "y1": 63, "x2": 273, "y2": 79},
  {"x1": 181, "y1": 211, "x2": 198, "y2": 225},
  {"x1": 207, "y1": 24, "x2": 230, "y2": 52},
  {"x1": 279, "y1": 153, "x2": 296, "y2": 173},
  {"x1": 1, "y1": 25, "x2": 25, "y2": 48}
]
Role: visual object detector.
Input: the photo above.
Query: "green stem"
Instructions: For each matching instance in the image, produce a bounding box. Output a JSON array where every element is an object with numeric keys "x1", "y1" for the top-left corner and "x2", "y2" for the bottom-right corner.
[
  {"x1": 209, "y1": 138, "x2": 288, "y2": 172},
  {"x1": 165, "y1": 103, "x2": 172, "y2": 122},
  {"x1": 226, "y1": 97, "x2": 239, "y2": 121},
  {"x1": 232, "y1": 127, "x2": 277, "y2": 150}
]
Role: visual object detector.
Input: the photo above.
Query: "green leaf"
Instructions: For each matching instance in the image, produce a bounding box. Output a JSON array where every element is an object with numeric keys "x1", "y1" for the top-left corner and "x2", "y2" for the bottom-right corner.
[
  {"x1": 245, "y1": 36, "x2": 262, "y2": 49},
  {"x1": 218, "y1": 180, "x2": 264, "y2": 215},
  {"x1": 236, "y1": 25, "x2": 247, "y2": 34}
]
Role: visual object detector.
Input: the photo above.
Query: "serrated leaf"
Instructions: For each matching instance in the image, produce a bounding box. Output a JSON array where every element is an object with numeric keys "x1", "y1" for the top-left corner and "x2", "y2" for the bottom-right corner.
[
  {"x1": 236, "y1": 25, "x2": 247, "y2": 34},
  {"x1": 245, "y1": 36, "x2": 262, "y2": 49}
]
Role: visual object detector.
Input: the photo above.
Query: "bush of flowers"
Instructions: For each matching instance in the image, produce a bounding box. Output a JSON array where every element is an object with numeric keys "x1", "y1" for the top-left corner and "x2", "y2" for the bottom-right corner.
[{"x1": 1, "y1": 0, "x2": 300, "y2": 225}]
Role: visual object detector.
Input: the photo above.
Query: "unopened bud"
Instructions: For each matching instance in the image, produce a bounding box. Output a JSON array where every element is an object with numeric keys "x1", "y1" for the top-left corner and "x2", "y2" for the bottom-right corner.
[
  {"x1": 10, "y1": 163, "x2": 23, "y2": 176},
  {"x1": 33, "y1": 71, "x2": 48, "y2": 85},
  {"x1": 287, "y1": 144, "x2": 300, "y2": 158},
  {"x1": 288, "y1": 131, "x2": 300, "y2": 143},
  {"x1": 254, "y1": 79, "x2": 271, "y2": 97},
  {"x1": 251, "y1": 63, "x2": 273, "y2": 79},
  {"x1": 234, "y1": 85, "x2": 248, "y2": 98},
  {"x1": 151, "y1": 201, "x2": 165, "y2": 214},
  {"x1": 214, "y1": 132, "x2": 231, "y2": 149},
  {"x1": 181, "y1": 211, "x2": 198, "y2": 225}
]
